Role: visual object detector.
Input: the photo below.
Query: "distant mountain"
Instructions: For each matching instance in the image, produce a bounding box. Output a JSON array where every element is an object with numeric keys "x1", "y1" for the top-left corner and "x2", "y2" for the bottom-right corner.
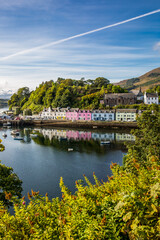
[
  {"x1": 115, "y1": 67, "x2": 160, "y2": 91},
  {"x1": 0, "y1": 90, "x2": 14, "y2": 99}
]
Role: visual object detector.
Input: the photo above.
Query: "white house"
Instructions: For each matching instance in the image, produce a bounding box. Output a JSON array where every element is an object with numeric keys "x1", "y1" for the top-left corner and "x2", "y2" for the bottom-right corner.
[
  {"x1": 40, "y1": 107, "x2": 56, "y2": 119},
  {"x1": 144, "y1": 92, "x2": 159, "y2": 105},
  {"x1": 116, "y1": 109, "x2": 137, "y2": 122},
  {"x1": 91, "y1": 110, "x2": 115, "y2": 121}
]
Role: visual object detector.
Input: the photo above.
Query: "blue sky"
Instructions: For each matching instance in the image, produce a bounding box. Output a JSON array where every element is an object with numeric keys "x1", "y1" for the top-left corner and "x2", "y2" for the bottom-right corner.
[{"x1": 0, "y1": 0, "x2": 160, "y2": 91}]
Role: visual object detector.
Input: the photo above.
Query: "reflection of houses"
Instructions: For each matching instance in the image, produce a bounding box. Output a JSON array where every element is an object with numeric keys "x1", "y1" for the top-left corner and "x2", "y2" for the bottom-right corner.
[
  {"x1": 91, "y1": 132, "x2": 115, "y2": 141},
  {"x1": 91, "y1": 110, "x2": 115, "y2": 121},
  {"x1": 116, "y1": 109, "x2": 137, "y2": 122},
  {"x1": 144, "y1": 92, "x2": 159, "y2": 104},
  {"x1": 39, "y1": 129, "x2": 67, "y2": 141},
  {"x1": 101, "y1": 93, "x2": 136, "y2": 107},
  {"x1": 66, "y1": 130, "x2": 91, "y2": 140},
  {"x1": 116, "y1": 133, "x2": 135, "y2": 141}
]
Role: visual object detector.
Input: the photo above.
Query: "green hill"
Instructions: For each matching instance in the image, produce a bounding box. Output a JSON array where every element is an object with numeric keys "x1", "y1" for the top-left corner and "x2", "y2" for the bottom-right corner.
[{"x1": 115, "y1": 67, "x2": 160, "y2": 91}]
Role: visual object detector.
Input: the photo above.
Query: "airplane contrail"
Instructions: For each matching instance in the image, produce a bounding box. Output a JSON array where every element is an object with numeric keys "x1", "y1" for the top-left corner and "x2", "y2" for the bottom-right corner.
[{"x1": 1, "y1": 9, "x2": 160, "y2": 61}]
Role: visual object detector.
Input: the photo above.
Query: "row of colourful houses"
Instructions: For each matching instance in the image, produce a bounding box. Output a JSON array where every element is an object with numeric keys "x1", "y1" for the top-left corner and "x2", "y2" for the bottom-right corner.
[{"x1": 40, "y1": 107, "x2": 138, "y2": 122}]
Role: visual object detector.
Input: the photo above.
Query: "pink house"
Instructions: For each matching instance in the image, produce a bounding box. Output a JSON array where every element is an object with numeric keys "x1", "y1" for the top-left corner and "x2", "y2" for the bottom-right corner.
[
  {"x1": 66, "y1": 108, "x2": 79, "y2": 121},
  {"x1": 77, "y1": 110, "x2": 92, "y2": 121},
  {"x1": 66, "y1": 109, "x2": 92, "y2": 121}
]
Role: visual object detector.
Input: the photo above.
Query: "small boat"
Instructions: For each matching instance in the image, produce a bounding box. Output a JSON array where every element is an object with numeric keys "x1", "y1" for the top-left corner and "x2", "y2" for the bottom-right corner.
[
  {"x1": 30, "y1": 134, "x2": 38, "y2": 138},
  {"x1": 68, "y1": 148, "x2": 73, "y2": 151},
  {"x1": 11, "y1": 130, "x2": 20, "y2": 136},
  {"x1": 100, "y1": 141, "x2": 110, "y2": 145},
  {"x1": 2, "y1": 133, "x2": 7, "y2": 137},
  {"x1": 13, "y1": 137, "x2": 24, "y2": 140}
]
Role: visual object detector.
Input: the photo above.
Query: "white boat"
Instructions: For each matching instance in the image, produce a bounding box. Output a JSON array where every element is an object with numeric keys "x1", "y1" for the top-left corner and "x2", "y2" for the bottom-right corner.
[
  {"x1": 13, "y1": 137, "x2": 24, "y2": 140},
  {"x1": 100, "y1": 141, "x2": 110, "y2": 145},
  {"x1": 11, "y1": 130, "x2": 20, "y2": 136},
  {"x1": 30, "y1": 134, "x2": 38, "y2": 138},
  {"x1": 68, "y1": 148, "x2": 73, "y2": 151}
]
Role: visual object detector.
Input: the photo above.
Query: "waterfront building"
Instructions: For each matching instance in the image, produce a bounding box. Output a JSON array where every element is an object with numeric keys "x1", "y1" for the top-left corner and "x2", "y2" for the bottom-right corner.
[
  {"x1": 116, "y1": 109, "x2": 138, "y2": 122},
  {"x1": 40, "y1": 107, "x2": 57, "y2": 119},
  {"x1": 12, "y1": 106, "x2": 21, "y2": 115},
  {"x1": 91, "y1": 110, "x2": 115, "y2": 121},
  {"x1": 66, "y1": 109, "x2": 92, "y2": 121},
  {"x1": 144, "y1": 92, "x2": 159, "y2": 104},
  {"x1": 56, "y1": 108, "x2": 68, "y2": 120},
  {"x1": 101, "y1": 93, "x2": 136, "y2": 107},
  {"x1": 78, "y1": 110, "x2": 92, "y2": 121},
  {"x1": 66, "y1": 108, "x2": 79, "y2": 121}
]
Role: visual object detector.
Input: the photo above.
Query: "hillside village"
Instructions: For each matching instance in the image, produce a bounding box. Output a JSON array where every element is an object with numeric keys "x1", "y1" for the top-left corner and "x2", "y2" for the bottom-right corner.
[{"x1": 1, "y1": 87, "x2": 159, "y2": 123}]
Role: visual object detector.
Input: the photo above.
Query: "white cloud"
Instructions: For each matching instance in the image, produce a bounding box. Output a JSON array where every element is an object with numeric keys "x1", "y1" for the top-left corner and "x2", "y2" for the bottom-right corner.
[
  {"x1": 0, "y1": 37, "x2": 159, "y2": 92},
  {"x1": 154, "y1": 42, "x2": 160, "y2": 52},
  {"x1": 0, "y1": 0, "x2": 64, "y2": 11}
]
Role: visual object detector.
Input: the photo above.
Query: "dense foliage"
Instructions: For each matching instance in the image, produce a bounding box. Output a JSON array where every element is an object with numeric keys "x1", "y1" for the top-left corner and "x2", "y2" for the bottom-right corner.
[
  {"x1": 113, "y1": 103, "x2": 160, "y2": 111},
  {"x1": 8, "y1": 87, "x2": 30, "y2": 110},
  {"x1": 8, "y1": 78, "x2": 127, "y2": 113},
  {"x1": 0, "y1": 140, "x2": 22, "y2": 207},
  {"x1": 0, "y1": 111, "x2": 159, "y2": 239}
]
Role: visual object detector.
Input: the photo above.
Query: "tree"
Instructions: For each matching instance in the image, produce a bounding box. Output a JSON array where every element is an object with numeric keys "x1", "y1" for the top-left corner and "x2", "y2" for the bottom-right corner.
[
  {"x1": 94, "y1": 77, "x2": 110, "y2": 88},
  {"x1": 0, "y1": 139, "x2": 22, "y2": 207}
]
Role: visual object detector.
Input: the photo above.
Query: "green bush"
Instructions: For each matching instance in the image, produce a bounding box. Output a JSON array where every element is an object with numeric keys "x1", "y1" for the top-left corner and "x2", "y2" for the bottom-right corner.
[{"x1": 0, "y1": 111, "x2": 159, "y2": 239}]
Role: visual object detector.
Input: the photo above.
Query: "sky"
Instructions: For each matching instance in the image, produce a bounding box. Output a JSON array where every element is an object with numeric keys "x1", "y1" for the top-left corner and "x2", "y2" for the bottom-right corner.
[{"x1": 0, "y1": 0, "x2": 160, "y2": 92}]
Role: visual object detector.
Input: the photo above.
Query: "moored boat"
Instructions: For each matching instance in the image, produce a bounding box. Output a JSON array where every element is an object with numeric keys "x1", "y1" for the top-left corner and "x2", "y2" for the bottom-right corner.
[
  {"x1": 30, "y1": 134, "x2": 38, "y2": 138},
  {"x1": 13, "y1": 137, "x2": 24, "y2": 140},
  {"x1": 11, "y1": 130, "x2": 20, "y2": 136},
  {"x1": 100, "y1": 141, "x2": 110, "y2": 145},
  {"x1": 68, "y1": 148, "x2": 73, "y2": 151}
]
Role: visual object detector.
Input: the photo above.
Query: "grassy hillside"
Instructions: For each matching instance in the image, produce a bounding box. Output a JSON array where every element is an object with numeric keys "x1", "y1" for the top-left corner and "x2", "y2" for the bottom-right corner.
[{"x1": 115, "y1": 67, "x2": 160, "y2": 91}]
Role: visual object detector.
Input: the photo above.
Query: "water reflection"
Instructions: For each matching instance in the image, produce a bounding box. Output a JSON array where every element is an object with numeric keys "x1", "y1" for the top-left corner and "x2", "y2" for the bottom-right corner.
[
  {"x1": 1, "y1": 127, "x2": 135, "y2": 154},
  {"x1": 0, "y1": 127, "x2": 133, "y2": 201},
  {"x1": 30, "y1": 128, "x2": 135, "y2": 154}
]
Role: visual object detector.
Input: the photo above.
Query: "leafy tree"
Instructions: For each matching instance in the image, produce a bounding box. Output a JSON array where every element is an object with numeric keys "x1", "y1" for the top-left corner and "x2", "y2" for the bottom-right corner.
[{"x1": 0, "y1": 140, "x2": 22, "y2": 207}]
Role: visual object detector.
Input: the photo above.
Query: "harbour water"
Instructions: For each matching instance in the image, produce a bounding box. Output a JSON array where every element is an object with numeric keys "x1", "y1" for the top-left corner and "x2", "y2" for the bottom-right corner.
[{"x1": 0, "y1": 126, "x2": 134, "y2": 201}]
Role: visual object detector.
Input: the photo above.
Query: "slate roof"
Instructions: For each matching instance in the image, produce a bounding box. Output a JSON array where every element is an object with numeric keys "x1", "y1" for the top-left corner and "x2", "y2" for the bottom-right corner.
[
  {"x1": 104, "y1": 93, "x2": 135, "y2": 99},
  {"x1": 145, "y1": 93, "x2": 158, "y2": 98}
]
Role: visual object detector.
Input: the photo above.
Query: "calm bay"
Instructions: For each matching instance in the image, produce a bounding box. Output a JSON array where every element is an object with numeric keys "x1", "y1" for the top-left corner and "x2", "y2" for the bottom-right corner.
[{"x1": 0, "y1": 126, "x2": 134, "y2": 201}]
